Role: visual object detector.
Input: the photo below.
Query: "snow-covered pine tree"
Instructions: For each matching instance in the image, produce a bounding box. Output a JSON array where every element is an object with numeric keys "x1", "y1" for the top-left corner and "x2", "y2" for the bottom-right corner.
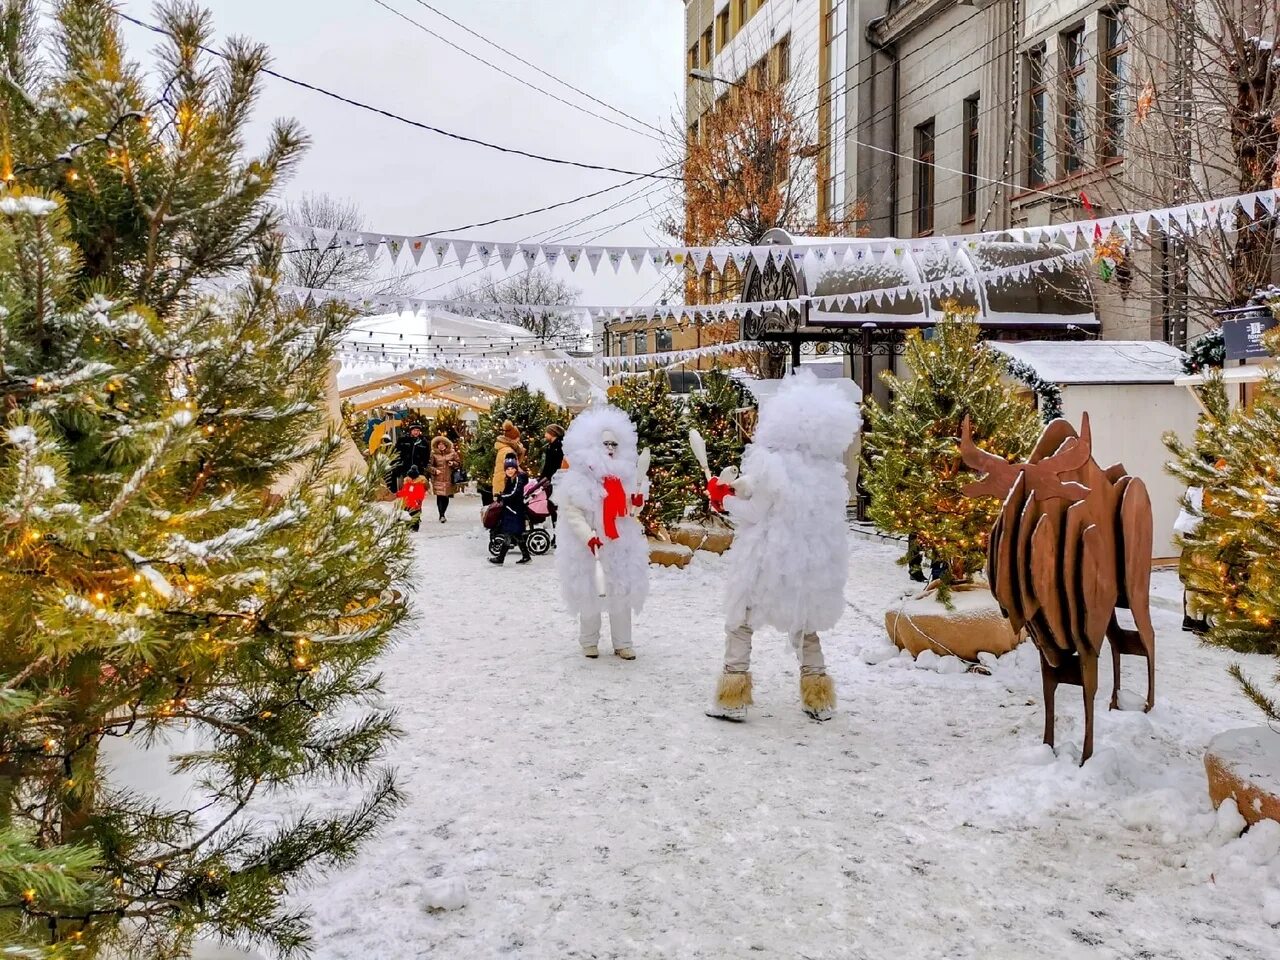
[
  {"x1": 462, "y1": 384, "x2": 565, "y2": 492},
  {"x1": 610, "y1": 373, "x2": 700, "y2": 534},
  {"x1": 861, "y1": 308, "x2": 1041, "y2": 602},
  {"x1": 684, "y1": 369, "x2": 745, "y2": 516},
  {"x1": 0, "y1": 2, "x2": 411, "y2": 956},
  {"x1": 1166, "y1": 302, "x2": 1280, "y2": 719}
]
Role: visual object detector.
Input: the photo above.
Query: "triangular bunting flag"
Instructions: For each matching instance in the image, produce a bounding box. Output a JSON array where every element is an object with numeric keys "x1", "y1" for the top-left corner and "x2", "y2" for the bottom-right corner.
[
  {"x1": 473, "y1": 243, "x2": 493, "y2": 268},
  {"x1": 498, "y1": 244, "x2": 518, "y2": 270},
  {"x1": 563, "y1": 247, "x2": 583, "y2": 272},
  {"x1": 408, "y1": 238, "x2": 427, "y2": 265},
  {"x1": 628, "y1": 248, "x2": 647, "y2": 272},
  {"x1": 520, "y1": 245, "x2": 540, "y2": 269},
  {"x1": 451, "y1": 239, "x2": 474, "y2": 269},
  {"x1": 608, "y1": 248, "x2": 625, "y2": 273},
  {"x1": 431, "y1": 240, "x2": 450, "y2": 267},
  {"x1": 544, "y1": 246, "x2": 561, "y2": 268},
  {"x1": 585, "y1": 249, "x2": 604, "y2": 274}
]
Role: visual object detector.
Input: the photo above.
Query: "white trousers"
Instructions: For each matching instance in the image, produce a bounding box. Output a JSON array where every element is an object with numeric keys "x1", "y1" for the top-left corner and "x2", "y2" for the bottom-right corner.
[
  {"x1": 723, "y1": 617, "x2": 826, "y2": 676},
  {"x1": 579, "y1": 596, "x2": 633, "y2": 650}
]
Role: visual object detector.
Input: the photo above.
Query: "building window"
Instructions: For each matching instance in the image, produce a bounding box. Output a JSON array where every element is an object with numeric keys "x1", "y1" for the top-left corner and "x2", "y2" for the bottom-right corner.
[
  {"x1": 717, "y1": 9, "x2": 730, "y2": 51},
  {"x1": 688, "y1": 120, "x2": 699, "y2": 144},
  {"x1": 962, "y1": 95, "x2": 980, "y2": 222},
  {"x1": 688, "y1": 45, "x2": 699, "y2": 74},
  {"x1": 616, "y1": 332, "x2": 628, "y2": 356},
  {"x1": 737, "y1": 0, "x2": 749, "y2": 29},
  {"x1": 633, "y1": 330, "x2": 648, "y2": 355},
  {"x1": 750, "y1": 56, "x2": 768, "y2": 89},
  {"x1": 1101, "y1": 9, "x2": 1129, "y2": 159},
  {"x1": 775, "y1": 33, "x2": 791, "y2": 84},
  {"x1": 702, "y1": 28, "x2": 713, "y2": 67},
  {"x1": 913, "y1": 119, "x2": 935, "y2": 235},
  {"x1": 1026, "y1": 46, "x2": 1048, "y2": 187},
  {"x1": 655, "y1": 329, "x2": 673, "y2": 353},
  {"x1": 1061, "y1": 26, "x2": 1087, "y2": 174}
]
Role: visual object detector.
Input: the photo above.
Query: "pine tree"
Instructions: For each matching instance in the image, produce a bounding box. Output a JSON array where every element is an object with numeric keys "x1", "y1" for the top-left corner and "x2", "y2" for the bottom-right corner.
[
  {"x1": 861, "y1": 309, "x2": 1041, "y2": 602},
  {"x1": 610, "y1": 373, "x2": 701, "y2": 533},
  {"x1": 462, "y1": 385, "x2": 565, "y2": 490},
  {"x1": 0, "y1": 3, "x2": 411, "y2": 956},
  {"x1": 685, "y1": 369, "x2": 745, "y2": 517},
  {"x1": 1165, "y1": 308, "x2": 1280, "y2": 721}
]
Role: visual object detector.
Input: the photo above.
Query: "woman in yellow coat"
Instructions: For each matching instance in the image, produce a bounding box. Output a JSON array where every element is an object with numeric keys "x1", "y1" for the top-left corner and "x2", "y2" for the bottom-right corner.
[{"x1": 491, "y1": 421, "x2": 526, "y2": 500}]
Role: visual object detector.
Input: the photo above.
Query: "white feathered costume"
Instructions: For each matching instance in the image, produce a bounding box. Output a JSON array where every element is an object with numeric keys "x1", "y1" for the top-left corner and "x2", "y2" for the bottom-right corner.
[
  {"x1": 710, "y1": 371, "x2": 862, "y2": 720},
  {"x1": 555, "y1": 405, "x2": 650, "y2": 655}
]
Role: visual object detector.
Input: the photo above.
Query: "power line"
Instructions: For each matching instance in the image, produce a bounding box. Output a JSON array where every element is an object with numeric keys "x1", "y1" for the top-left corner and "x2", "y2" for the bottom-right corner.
[
  {"x1": 403, "y1": 0, "x2": 670, "y2": 141},
  {"x1": 115, "y1": 10, "x2": 679, "y2": 181},
  {"x1": 368, "y1": 0, "x2": 665, "y2": 144}
]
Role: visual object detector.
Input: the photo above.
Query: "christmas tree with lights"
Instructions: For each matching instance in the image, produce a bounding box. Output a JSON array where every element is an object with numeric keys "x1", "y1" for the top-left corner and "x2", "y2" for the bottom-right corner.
[
  {"x1": 684, "y1": 369, "x2": 746, "y2": 518},
  {"x1": 861, "y1": 309, "x2": 1041, "y2": 602},
  {"x1": 0, "y1": 2, "x2": 411, "y2": 955},
  {"x1": 610, "y1": 373, "x2": 701, "y2": 533},
  {"x1": 1166, "y1": 299, "x2": 1280, "y2": 720},
  {"x1": 462, "y1": 384, "x2": 566, "y2": 492}
]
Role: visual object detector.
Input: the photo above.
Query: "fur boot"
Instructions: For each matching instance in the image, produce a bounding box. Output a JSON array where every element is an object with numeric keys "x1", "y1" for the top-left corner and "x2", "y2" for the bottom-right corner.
[
  {"x1": 800, "y1": 672, "x2": 836, "y2": 721},
  {"x1": 705, "y1": 671, "x2": 752, "y2": 722}
]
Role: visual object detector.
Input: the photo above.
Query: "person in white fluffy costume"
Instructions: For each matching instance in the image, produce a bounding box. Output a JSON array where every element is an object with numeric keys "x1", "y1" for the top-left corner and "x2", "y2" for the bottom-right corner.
[
  {"x1": 555, "y1": 405, "x2": 650, "y2": 660},
  {"x1": 705, "y1": 371, "x2": 862, "y2": 721}
]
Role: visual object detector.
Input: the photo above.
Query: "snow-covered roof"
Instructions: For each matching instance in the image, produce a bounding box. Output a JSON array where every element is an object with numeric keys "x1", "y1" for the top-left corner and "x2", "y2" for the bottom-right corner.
[
  {"x1": 990, "y1": 340, "x2": 1189, "y2": 385},
  {"x1": 338, "y1": 308, "x2": 604, "y2": 410}
]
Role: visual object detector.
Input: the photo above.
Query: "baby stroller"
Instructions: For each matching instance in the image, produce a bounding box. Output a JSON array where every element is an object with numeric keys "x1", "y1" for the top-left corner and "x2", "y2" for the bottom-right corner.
[{"x1": 487, "y1": 478, "x2": 554, "y2": 557}]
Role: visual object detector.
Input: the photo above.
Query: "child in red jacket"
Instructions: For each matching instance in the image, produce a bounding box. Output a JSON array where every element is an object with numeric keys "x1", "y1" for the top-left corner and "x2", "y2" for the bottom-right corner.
[{"x1": 397, "y1": 466, "x2": 427, "y2": 531}]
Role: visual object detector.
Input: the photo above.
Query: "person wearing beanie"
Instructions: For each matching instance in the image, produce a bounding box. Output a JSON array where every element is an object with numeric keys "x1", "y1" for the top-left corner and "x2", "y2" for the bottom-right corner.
[
  {"x1": 490, "y1": 453, "x2": 532, "y2": 565},
  {"x1": 492, "y1": 419, "x2": 526, "y2": 498},
  {"x1": 539, "y1": 423, "x2": 566, "y2": 537}
]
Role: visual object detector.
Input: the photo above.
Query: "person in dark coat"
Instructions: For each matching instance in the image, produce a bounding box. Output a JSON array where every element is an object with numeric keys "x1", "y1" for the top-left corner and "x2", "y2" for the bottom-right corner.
[
  {"x1": 392, "y1": 424, "x2": 431, "y2": 491},
  {"x1": 539, "y1": 423, "x2": 565, "y2": 533},
  {"x1": 489, "y1": 454, "x2": 531, "y2": 565}
]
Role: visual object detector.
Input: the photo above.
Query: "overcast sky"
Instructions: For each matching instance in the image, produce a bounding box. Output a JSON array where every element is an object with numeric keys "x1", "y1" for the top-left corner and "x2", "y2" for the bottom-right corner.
[{"x1": 118, "y1": 0, "x2": 684, "y2": 306}]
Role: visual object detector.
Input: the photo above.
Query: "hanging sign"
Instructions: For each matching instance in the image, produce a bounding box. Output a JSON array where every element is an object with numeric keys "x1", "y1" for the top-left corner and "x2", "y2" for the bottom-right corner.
[{"x1": 1221, "y1": 306, "x2": 1277, "y2": 361}]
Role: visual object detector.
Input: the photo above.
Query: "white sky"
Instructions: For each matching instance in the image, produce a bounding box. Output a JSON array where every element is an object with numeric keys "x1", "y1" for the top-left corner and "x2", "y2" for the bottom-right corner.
[{"x1": 118, "y1": 0, "x2": 684, "y2": 307}]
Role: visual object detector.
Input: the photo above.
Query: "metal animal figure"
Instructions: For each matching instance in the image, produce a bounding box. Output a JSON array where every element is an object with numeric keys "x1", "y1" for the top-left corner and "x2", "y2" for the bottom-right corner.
[{"x1": 959, "y1": 413, "x2": 1156, "y2": 763}]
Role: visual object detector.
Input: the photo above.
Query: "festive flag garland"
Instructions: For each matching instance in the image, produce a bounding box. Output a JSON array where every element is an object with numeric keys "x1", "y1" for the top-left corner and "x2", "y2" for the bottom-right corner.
[
  {"x1": 285, "y1": 248, "x2": 1091, "y2": 325},
  {"x1": 282, "y1": 188, "x2": 1280, "y2": 274}
]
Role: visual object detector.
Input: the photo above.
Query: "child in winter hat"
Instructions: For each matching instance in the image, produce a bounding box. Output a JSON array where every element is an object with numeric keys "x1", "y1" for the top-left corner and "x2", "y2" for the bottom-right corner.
[{"x1": 397, "y1": 466, "x2": 427, "y2": 532}]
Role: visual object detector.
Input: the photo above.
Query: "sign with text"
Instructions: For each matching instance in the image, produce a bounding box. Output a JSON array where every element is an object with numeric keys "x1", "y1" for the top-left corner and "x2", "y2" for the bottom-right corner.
[{"x1": 1222, "y1": 309, "x2": 1277, "y2": 361}]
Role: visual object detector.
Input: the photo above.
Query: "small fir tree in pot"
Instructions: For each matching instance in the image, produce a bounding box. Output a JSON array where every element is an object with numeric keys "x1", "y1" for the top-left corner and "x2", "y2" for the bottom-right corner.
[
  {"x1": 861, "y1": 308, "x2": 1041, "y2": 603},
  {"x1": 1165, "y1": 299, "x2": 1280, "y2": 719},
  {"x1": 609, "y1": 373, "x2": 701, "y2": 534}
]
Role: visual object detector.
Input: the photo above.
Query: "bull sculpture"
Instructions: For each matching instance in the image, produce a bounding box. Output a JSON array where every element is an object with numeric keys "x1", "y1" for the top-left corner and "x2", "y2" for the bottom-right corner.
[{"x1": 959, "y1": 413, "x2": 1156, "y2": 763}]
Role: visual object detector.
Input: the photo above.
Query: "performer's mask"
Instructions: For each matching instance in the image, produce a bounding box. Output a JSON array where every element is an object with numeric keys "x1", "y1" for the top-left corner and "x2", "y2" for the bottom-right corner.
[{"x1": 601, "y1": 430, "x2": 619, "y2": 459}]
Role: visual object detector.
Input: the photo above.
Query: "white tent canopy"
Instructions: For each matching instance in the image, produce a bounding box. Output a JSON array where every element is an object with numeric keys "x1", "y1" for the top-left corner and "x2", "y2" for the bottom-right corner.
[{"x1": 338, "y1": 308, "x2": 605, "y2": 412}]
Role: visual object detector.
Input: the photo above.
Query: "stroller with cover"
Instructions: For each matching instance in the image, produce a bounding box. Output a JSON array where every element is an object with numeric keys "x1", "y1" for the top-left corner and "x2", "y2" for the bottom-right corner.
[{"x1": 487, "y1": 477, "x2": 553, "y2": 556}]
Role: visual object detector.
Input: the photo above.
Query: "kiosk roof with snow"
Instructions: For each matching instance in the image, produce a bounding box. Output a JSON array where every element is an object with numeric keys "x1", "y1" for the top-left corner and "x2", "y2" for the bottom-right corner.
[{"x1": 989, "y1": 340, "x2": 1188, "y2": 385}]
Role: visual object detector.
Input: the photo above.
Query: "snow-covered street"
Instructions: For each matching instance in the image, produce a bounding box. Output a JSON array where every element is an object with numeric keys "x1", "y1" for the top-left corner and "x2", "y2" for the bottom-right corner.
[{"x1": 278, "y1": 512, "x2": 1280, "y2": 959}]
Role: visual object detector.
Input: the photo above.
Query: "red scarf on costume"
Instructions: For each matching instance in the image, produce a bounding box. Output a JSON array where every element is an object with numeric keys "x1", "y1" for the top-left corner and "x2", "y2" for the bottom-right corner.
[{"x1": 601, "y1": 475, "x2": 627, "y2": 539}]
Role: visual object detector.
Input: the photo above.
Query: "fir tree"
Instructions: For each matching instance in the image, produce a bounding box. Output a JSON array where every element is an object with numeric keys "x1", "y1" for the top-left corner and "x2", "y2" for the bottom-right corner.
[
  {"x1": 685, "y1": 369, "x2": 746, "y2": 517},
  {"x1": 0, "y1": 3, "x2": 411, "y2": 956},
  {"x1": 462, "y1": 385, "x2": 565, "y2": 490},
  {"x1": 861, "y1": 309, "x2": 1041, "y2": 602},
  {"x1": 610, "y1": 373, "x2": 701, "y2": 533},
  {"x1": 1166, "y1": 306, "x2": 1280, "y2": 720}
]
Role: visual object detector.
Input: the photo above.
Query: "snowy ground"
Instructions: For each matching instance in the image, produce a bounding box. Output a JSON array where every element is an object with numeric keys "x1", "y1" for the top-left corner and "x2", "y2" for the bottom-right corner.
[{"x1": 270, "y1": 500, "x2": 1280, "y2": 959}]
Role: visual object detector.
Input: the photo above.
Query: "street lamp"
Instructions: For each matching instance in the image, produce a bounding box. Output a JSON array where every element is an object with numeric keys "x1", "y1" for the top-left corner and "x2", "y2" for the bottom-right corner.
[{"x1": 688, "y1": 69, "x2": 743, "y2": 88}]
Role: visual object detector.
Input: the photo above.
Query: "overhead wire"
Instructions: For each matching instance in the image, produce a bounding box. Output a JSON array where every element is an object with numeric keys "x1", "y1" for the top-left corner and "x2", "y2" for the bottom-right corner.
[
  {"x1": 367, "y1": 0, "x2": 666, "y2": 144},
  {"x1": 115, "y1": 10, "x2": 679, "y2": 181},
  {"x1": 402, "y1": 0, "x2": 670, "y2": 141}
]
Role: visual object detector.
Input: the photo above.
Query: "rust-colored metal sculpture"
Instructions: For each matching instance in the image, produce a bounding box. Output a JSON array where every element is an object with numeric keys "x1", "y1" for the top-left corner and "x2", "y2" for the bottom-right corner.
[{"x1": 959, "y1": 413, "x2": 1155, "y2": 763}]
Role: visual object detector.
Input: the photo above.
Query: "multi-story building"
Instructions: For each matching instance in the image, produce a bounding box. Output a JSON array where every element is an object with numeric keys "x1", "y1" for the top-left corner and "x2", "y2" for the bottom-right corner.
[{"x1": 851, "y1": 0, "x2": 1275, "y2": 344}]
